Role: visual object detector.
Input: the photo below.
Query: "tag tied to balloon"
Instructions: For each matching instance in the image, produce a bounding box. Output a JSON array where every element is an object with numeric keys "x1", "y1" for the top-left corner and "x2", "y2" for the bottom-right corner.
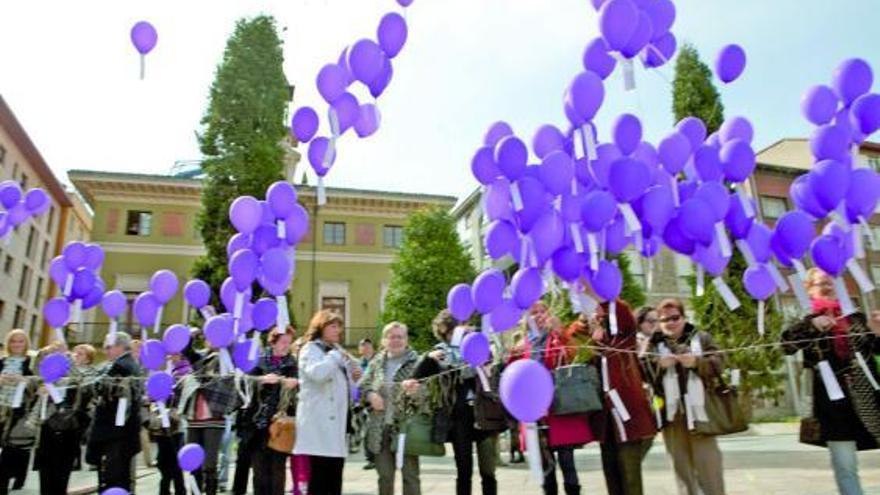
[
  {"x1": 461, "y1": 331, "x2": 492, "y2": 392},
  {"x1": 130, "y1": 21, "x2": 157, "y2": 80},
  {"x1": 178, "y1": 443, "x2": 205, "y2": 495},
  {"x1": 500, "y1": 359, "x2": 554, "y2": 484}
]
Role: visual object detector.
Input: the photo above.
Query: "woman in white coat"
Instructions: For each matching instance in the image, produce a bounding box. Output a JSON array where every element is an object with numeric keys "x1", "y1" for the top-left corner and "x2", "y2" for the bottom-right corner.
[{"x1": 294, "y1": 309, "x2": 362, "y2": 495}]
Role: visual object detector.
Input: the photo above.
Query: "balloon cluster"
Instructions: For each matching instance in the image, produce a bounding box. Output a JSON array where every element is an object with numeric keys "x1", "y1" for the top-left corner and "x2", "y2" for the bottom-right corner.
[
  {"x1": 130, "y1": 20, "x2": 158, "y2": 79},
  {"x1": 0, "y1": 182, "x2": 51, "y2": 240},
  {"x1": 291, "y1": 1, "x2": 413, "y2": 204},
  {"x1": 45, "y1": 242, "x2": 106, "y2": 345}
]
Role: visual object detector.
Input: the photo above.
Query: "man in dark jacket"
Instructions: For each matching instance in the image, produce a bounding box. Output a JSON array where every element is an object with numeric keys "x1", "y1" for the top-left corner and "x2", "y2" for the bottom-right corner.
[{"x1": 87, "y1": 331, "x2": 142, "y2": 492}]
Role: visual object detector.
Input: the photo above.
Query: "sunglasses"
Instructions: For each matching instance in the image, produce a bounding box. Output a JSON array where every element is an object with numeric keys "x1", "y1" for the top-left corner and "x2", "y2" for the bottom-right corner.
[{"x1": 659, "y1": 314, "x2": 683, "y2": 324}]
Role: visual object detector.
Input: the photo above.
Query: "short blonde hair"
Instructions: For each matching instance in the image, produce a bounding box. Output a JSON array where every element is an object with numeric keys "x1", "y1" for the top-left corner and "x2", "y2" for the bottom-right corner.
[
  {"x1": 382, "y1": 321, "x2": 408, "y2": 339},
  {"x1": 73, "y1": 344, "x2": 96, "y2": 364},
  {"x1": 4, "y1": 329, "x2": 30, "y2": 357}
]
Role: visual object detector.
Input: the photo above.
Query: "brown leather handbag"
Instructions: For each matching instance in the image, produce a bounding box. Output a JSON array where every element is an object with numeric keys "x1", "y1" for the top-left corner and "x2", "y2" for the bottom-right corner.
[{"x1": 268, "y1": 387, "x2": 296, "y2": 454}]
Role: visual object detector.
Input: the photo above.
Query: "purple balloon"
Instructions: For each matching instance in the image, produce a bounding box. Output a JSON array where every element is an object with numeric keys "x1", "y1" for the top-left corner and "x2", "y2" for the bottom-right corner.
[
  {"x1": 529, "y1": 210, "x2": 564, "y2": 263},
  {"x1": 582, "y1": 37, "x2": 617, "y2": 80},
  {"x1": 204, "y1": 315, "x2": 235, "y2": 349},
  {"x1": 642, "y1": 31, "x2": 677, "y2": 69},
  {"x1": 150, "y1": 270, "x2": 179, "y2": 305},
  {"x1": 316, "y1": 64, "x2": 347, "y2": 104},
  {"x1": 484, "y1": 122, "x2": 514, "y2": 148},
  {"x1": 101, "y1": 290, "x2": 127, "y2": 319},
  {"x1": 495, "y1": 136, "x2": 528, "y2": 181},
  {"x1": 63, "y1": 242, "x2": 87, "y2": 270},
  {"x1": 48, "y1": 256, "x2": 70, "y2": 289},
  {"x1": 258, "y1": 274, "x2": 289, "y2": 298},
  {"x1": 134, "y1": 292, "x2": 160, "y2": 327},
  {"x1": 260, "y1": 248, "x2": 292, "y2": 284},
  {"x1": 810, "y1": 124, "x2": 850, "y2": 162},
  {"x1": 471, "y1": 147, "x2": 501, "y2": 185},
  {"x1": 184, "y1": 280, "x2": 211, "y2": 309},
  {"x1": 613, "y1": 114, "x2": 642, "y2": 155},
  {"x1": 693, "y1": 181, "x2": 730, "y2": 221},
  {"x1": 397, "y1": 0, "x2": 414, "y2": 6},
  {"x1": 284, "y1": 204, "x2": 310, "y2": 246},
  {"x1": 101, "y1": 488, "x2": 129, "y2": 495},
  {"x1": 229, "y1": 249, "x2": 259, "y2": 292},
  {"x1": 330, "y1": 92, "x2": 360, "y2": 134},
  {"x1": 146, "y1": 372, "x2": 174, "y2": 401},
  {"x1": 511, "y1": 268, "x2": 543, "y2": 310},
  {"x1": 720, "y1": 139, "x2": 755, "y2": 182},
  {"x1": 39, "y1": 353, "x2": 70, "y2": 383},
  {"x1": 447, "y1": 283, "x2": 475, "y2": 321},
  {"x1": 676, "y1": 117, "x2": 707, "y2": 150},
  {"x1": 232, "y1": 340, "x2": 260, "y2": 372},
  {"x1": 0, "y1": 181, "x2": 22, "y2": 209},
  {"x1": 715, "y1": 44, "x2": 746, "y2": 83},
  {"x1": 368, "y1": 56, "x2": 393, "y2": 98},
  {"x1": 552, "y1": 246, "x2": 583, "y2": 282},
  {"x1": 140, "y1": 340, "x2": 166, "y2": 371},
  {"x1": 485, "y1": 220, "x2": 519, "y2": 260},
  {"x1": 24, "y1": 188, "x2": 49, "y2": 215},
  {"x1": 538, "y1": 151, "x2": 574, "y2": 195},
  {"x1": 790, "y1": 174, "x2": 828, "y2": 219},
  {"x1": 590, "y1": 260, "x2": 623, "y2": 301},
  {"x1": 229, "y1": 196, "x2": 263, "y2": 235},
  {"x1": 130, "y1": 21, "x2": 158, "y2": 55},
  {"x1": 43, "y1": 297, "x2": 70, "y2": 328},
  {"x1": 83, "y1": 244, "x2": 104, "y2": 271},
  {"x1": 621, "y1": 11, "x2": 654, "y2": 59},
  {"x1": 608, "y1": 157, "x2": 650, "y2": 202},
  {"x1": 645, "y1": 0, "x2": 676, "y2": 35},
  {"x1": 809, "y1": 159, "x2": 849, "y2": 211},
  {"x1": 349, "y1": 39, "x2": 385, "y2": 85},
  {"x1": 355, "y1": 103, "x2": 381, "y2": 138},
  {"x1": 291, "y1": 107, "x2": 319, "y2": 144},
  {"x1": 774, "y1": 210, "x2": 814, "y2": 259},
  {"x1": 850, "y1": 93, "x2": 880, "y2": 136},
  {"x1": 590, "y1": 142, "x2": 620, "y2": 188},
  {"x1": 581, "y1": 190, "x2": 618, "y2": 232},
  {"x1": 267, "y1": 181, "x2": 298, "y2": 220},
  {"x1": 679, "y1": 198, "x2": 715, "y2": 245},
  {"x1": 694, "y1": 239, "x2": 729, "y2": 277},
  {"x1": 746, "y1": 222, "x2": 773, "y2": 264},
  {"x1": 599, "y1": 0, "x2": 639, "y2": 51},
  {"x1": 811, "y1": 235, "x2": 846, "y2": 277},
  {"x1": 694, "y1": 145, "x2": 723, "y2": 182},
  {"x1": 500, "y1": 359, "x2": 553, "y2": 422},
  {"x1": 639, "y1": 185, "x2": 675, "y2": 232},
  {"x1": 533, "y1": 125, "x2": 566, "y2": 159},
  {"x1": 71, "y1": 268, "x2": 97, "y2": 299},
  {"x1": 567, "y1": 71, "x2": 605, "y2": 123},
  {"x1": 178, "y1": 444, "x2": 205, "y2": 473},
  {"x1": 163, "y1": 324, "x2": 191, "y2": 354},
  {"x1": 832, "y1": 58, "x2": 873, "y2": 106},
  {"x1": 461, "y1": 332, "x2": 490, "y2": 367},
  {"x1": 845, "y1": 168, "x2": 880, "y2": 221},
  {"x1": 251, "y1": 298, "x2": 277, "y2": 332},
  {"x1": 801, "y1": 85, "x2": 839, "y2": 126},
  {"x1": 663, "y1": 214, "x2": 696, "y2": 255},
  {"x1": 483, "y1": 179, "x2": 513, "y2": 222},
  {"x1": 377, "y1": 13, "x2": 407, "y2": 58},
  {"x1": 226, "y1": 233, "x2": 251, "y2": 258},
  {"x1": 472, "y1": 269, "x2": 506, "y2": 314},
  {"x1": 720, "y1": 117, "x2": 754, "y2": 144},
  {"x1": 658, "y1": 132, "x2": 691, "y2": 174},
  {"x1": 743, "y1": 265, "x2": 775, "y2": 300},
  {"x1": 489, "y1": 298, "x2": 522, "y2": 333}
]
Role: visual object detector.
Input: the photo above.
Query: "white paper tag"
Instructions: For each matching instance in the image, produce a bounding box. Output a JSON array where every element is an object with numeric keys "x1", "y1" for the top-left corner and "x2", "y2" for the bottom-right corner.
[
  {"x1": 587, "y1": 232, "x2": 599, "y2": 271},
  {"x1": 684, "y1": 393, "x2": 695, "y2": 430},
  {"x1": 277, "y1": 219, "x2": 287, "y2": 240},
  {"x1": 612, "y1": 407, "x2": 629, "y2": 442},
  {"x1": 833, "y1": 277, "x2": 857, "y2": 316},
  {"x1": 396, "y1": 433, "x2": 406, "y2": 469},
  {"x1": 817, "y1": 360, "x2": 845, "y2": 401},
  {"x1": 609, "y1": 300, "x2": 618, "y2": 335},
  {"x1": 116, "y1": 397, "x2": 128, "y2": 426},
  {"x1": 730, "y1": 369, "x2": 741, "y2": 387},
  {"x1": 791, "y1": 259, "x2": 807, "y2": 281},
  {"x1": 317, "y1": 176, "x2": 327, "y2": 206},
  {"x1": 690, "y1": 335, "x2": 703, "y2": 357},
  {"x1": 54, "y1": 327, "x2": 66, "y2": 347},
  {"x1": 767, "y1": 263, "x2": 790, "y2": 292},
  {"x1": 584, "y1": 125, "x2": 598, "y2": 161},
  {"x1": 476, "y1": 366, "x2": 491, "y2": 392},
  {"x1": 715, "y1": 222, "x2": 732, "y2": 258},
  {"x1": 855, "y1": 352, "x2": 880, "y2": 391},
  {"x1": 450, "y1": 326, "x2": 466, "y2": 347},
  {"x1": 571, "y1": 224, "x2": 584, "y2": 253},
  {"x1": 158, "y1": 401, "x2": 171, "y2": 428},
  {"x1": 219, "y1": 348, "x2": 234, "y2": 375},
  {"x1": 757, "y1": 300, "x2": 765, "y2": 336},
  {"x1": 276, "y1": 295, "x2": 289, "y2": 329},
  {"x1": 153, "y1": 305, "x2": 164, "y2": 335},
  {"x1": 573, "y1": 126, "x2": 587, "y2": 160},
  {"x1": 72, "y1": 299, "x2": 83, "y2": 333},
  {"x1": 829, "y1": 209, "x2": 851, "y2": 232},
  {"x1": 63, "y1": 273, "x2": 74, "y2": 297},
  {"x1": 735, "y1": 239, "x2": 756, "y2": 267},
  {"x1": 524, "y1": 423, "x2": 543, "y2": 484},
  {"x1": 608, "y1": 389, "x2": 631, "y2": 422},
  {"x1": 200, "y1": 306, "x2": 217, "y2": 320},
  {"x1": 481, "y1": 313, "x2": 493, "y2": 334},
  {"x1": 853, "y1": 227, "x2": 866, "y2": 260},
  {"x1": 601, "y1": 356, "x2": 610, "y2": 392},
  {"x1": 619, "y1": 204, "x2": 642, "y2": 233},
  {"x1": 526, "y1": 316, "x2": 539, "y2": 339},
  {"x1": 736, "y1": 186, "x2": 755, "y2": 218},
  {"x1": 40, "y1": 394, "x2": 48, "y2": 420},
  {"x1": 579, "y1": 293, "x2": 598, "y2": 314},
  {"x1": 789, "y1": 273, "x2": 812, "y2": 313},
  {"x1": 249, "y1": 332, "x2": 261, "y2": 362},
  {"x1": 846, "y1": 259, "x2": 875, "y2": 294},
  {"x1": 622, "y1": 58, "x2": 635, "y2": 91},
  {"x1": 11, "y1": 382, "x2": 25, "y2": 408},
  {"x1": 510, "y1": 182, "x2": 524, "y2": 212},
  {"x1": 712, "y1": 277, "x2": 742, "y2": 311},
  {"x1": 234, "y1": 292, "x2": 245, "y2": 319},
  {"x1": 696, "y1": 266, "x2": 705, "y2": 297},
  {"x1": 859, "y1": 216, "x2": 878, "y2": 251},
  {"x1": 670, "y1": 175, "x2": 680, "y2": 207},
  {"x1": 187, "y1": 473, "x2": 203, "y2": 495},
  {"x1": 645, "y1": 257, "x2": 654, "y2": 290}
]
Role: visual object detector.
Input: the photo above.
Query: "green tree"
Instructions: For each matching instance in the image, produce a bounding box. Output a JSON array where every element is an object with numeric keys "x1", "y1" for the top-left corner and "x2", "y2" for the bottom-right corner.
[
  {"x1": 192, "y1": 15, "x2": 290, "y2": 293},
  {"x1": 614, "y1": 252, "x2": 647, "y2": 309},
  {"x1": 673, "y1": 44, "x2": 725, "y2": 133},
  {"x1": 382, "y1": 208, "x2": 476, "y2": 350},
  {"x1": 673, "y1": 44, "x2": 783, "y2": 407}
]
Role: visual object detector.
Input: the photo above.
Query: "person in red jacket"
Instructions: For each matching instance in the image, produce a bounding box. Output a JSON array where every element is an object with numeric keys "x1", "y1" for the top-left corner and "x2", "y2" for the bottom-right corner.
[{"x1": 586, "y1": 299, "x2": 657, "y2": 495}]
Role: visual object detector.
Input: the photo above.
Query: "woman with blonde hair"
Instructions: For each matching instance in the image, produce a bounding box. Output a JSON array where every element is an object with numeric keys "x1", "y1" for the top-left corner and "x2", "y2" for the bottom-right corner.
[
  {"x1": 294, "y1": 310, "x2": 362, "y2": 495},
  {"x1": 0, "y1": 329, "x2": 34, "y2": 494}
]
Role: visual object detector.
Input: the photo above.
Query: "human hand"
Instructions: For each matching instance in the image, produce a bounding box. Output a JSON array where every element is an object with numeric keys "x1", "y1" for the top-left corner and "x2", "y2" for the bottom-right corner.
[
  {"x1": 281, "y1": 378, "x2": 298, "y2": 390},
  {"x1": 867, "y1": 311, "x2": 880, "y2": 336},
  {"x1": 369, "y1": 393, "x2": 385, "y2": 412},
  {"x1": 401, "y1": 379, "x2": 420, "y2": 395},
  {"x1": 677, "y1": 354, "x2": 697, "y2": 369},
  {"x1": 659, "y1": 356, "x2": 677, "y2": 369},
  {"x1": 261, "y1": 373, "x2": 280, "y2": 385},
  {"x1": 812, "y1": 315, "x2": 836, "y2": 332},
  {"x1": 428, "y1": 350, "x2": 446, "y2": 362}
]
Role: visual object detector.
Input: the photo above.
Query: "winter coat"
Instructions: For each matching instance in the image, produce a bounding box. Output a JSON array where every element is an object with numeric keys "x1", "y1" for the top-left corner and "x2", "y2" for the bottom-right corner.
[
  {"x1": 0, "y1": 355, "x2": 37, "y2": 448},
  {"x1": 782, "y1": 312, "x2": 880, "y2": 450},
  {"x1": 360, "y1": 348, "x2": 419, "y2": 454},
  {"x1": 87, "y1": 352, "x2": 143, "y2": 452},
  {"x1": 177, "y1": 351, "x2": 240, "y2": 424},
  {"x1": 250, "y1": 351, "x2": 298, "y2": 431},
  {"x1": 294, "y1": 340, "x2": 351, "y2": 458},
  {"x1": 589, "y1": 301, "x2": 657, "y2": 444}
]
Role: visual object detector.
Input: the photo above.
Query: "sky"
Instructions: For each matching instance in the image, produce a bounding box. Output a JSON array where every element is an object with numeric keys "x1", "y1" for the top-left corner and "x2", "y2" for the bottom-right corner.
[{"x1": 0, "y1": 0, "x2": 878, "y2": 201}]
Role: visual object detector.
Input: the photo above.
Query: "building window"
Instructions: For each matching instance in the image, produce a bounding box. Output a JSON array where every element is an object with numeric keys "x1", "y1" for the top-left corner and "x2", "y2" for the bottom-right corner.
[
  {"x1": 760, "y1": 196, "x2": 788, "y2": 219},
  {"x1": 33, "y1": 277, "x2": 43, "y2": 307},
  {"x1": 871, "y1": 264, "x2": 880, "y2": 286},
  {"x1": 867, "y1": 156, "x2": 880, "y2": 173},
  {"x1": 46, "y1": 206, "x2": 54, "y2": 231},
  {"x1": 323, "y1": 222, "x2": 346, "y2": 245},
  {"x1": 18, "y1": 265, "x2": 31, "y2": 299},
  {"x1": 623, "y1": 250, "x2": 646, "y2": 289},
  {"x1": 13, "y1": 306, "x2": 25, "y2": 329},
  {"x1": 3, "y1": 255, "x2": 12, "y2": 275},
  {"x1": 25, "y1": 227, "x2": 37, "y2": 260},
  {"x1": 0, "y1": 299, "x2": 5, "y2": 318},
  {"x1": 674, "y1": 254, "x2": 694, "y2": 292},
  {"x1": 40, "y1": 241, "x2": 49, "y2": 269},
  {"x1": 0, "y1": 145, "x2": 5, "y2": 166},
  {"x1": 321, "y1": 296, "x2": 346, "y2": 321},
  {"x1": 29, "y1": 315, "x2": 37, "y2": 335},
  {"x1": 126, "y1": 210, "x2": 153, "y2": 236},
  {"x1": 19, "y1": 174, "x2": 28, "y2": 190},
  {"x1": 383, "y1": 225, "x2": 404, "y2": 249}
]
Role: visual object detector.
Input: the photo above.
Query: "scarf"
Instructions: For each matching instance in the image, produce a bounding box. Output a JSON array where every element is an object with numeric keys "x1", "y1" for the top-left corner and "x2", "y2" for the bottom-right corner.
[{"x1": 811, "y1": 297, "x2": 851, "y2": 360}]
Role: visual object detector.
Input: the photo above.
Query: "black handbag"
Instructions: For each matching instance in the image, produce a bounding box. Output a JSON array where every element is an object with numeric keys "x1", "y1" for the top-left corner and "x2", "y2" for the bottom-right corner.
[
  {"x1": 693, "y1": 377, "x2": 748, "y2": 436},
  {"x1": 552, "y1": 364, "x2": 603, "y2": 415},
  {"x1": 474, "y1": 388, "x2": 508, "y2": 432}
]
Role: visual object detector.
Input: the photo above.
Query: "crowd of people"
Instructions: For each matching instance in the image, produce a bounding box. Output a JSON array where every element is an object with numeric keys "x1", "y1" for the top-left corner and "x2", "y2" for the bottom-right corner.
[{"x1": 0, "y1": 267, "x2": 878, "y2": 495}]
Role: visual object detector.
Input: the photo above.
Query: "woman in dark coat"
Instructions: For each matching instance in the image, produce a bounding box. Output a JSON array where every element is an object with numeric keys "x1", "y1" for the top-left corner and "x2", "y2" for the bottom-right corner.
[
  {"x1": 782, "y1": 268, "x2": 880, "y2": 495},
  {"x1": 0, "y1": 329, "x2": 36, "y2": 494}
]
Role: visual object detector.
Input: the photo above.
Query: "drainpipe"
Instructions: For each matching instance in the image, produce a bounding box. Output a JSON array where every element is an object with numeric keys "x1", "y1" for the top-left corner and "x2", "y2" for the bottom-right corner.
[{"x1": 311, "y1": 198, "x2": 319, "y2": 318}]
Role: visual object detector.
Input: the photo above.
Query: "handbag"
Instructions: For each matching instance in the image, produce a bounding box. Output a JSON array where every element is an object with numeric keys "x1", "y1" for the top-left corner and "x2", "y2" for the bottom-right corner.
[
  {"x1": 399, "y1": 414, "x2": 445, "y2": 457},
  {"x1": 551, "y1": 364, "x2": 603, "y2": 415},
  {"x1": 693, "y1": 376, "x2": 748, "y2": 436},
  {"x1": 797, "y1": 362, "x2": 824, "y2": 446},
  {"x1": 474, "y1": 369, "x2": 508, "y2": 433},
  {"x1": 268, "y1": 388, "x2": 296, "y2": 454},
  {"x1": 545, "y1": 413, "x2": 594, "y2": 448}
]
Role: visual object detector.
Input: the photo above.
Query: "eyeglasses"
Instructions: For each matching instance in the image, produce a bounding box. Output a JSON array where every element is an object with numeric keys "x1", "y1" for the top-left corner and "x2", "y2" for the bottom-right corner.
[
  {"x1": 644, "y1": 318, "x2": 659, "y2": 324},
  {"x1": 659, "y1": 314, "x2": 682, "y2": 324}
]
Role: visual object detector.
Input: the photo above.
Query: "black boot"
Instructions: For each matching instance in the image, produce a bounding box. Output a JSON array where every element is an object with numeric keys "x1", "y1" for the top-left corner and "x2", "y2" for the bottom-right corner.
[
  {"x1": 564, "y1": 483, "x2": 581, "y2": 495},
  {"x1": 481, "y1": 475, "x2": 498, "y2": 495},
  {"x1": 204, "y1": 472, "x2": 219, "y2": 495}
]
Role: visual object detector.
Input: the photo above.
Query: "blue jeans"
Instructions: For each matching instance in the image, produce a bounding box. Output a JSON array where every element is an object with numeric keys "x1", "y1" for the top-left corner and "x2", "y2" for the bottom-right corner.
[
  {"x1": 217, "y1": 417, "x2": 234, "y2": 486},
  {"x1": 828, "y1": 441, "x2": 863, "y2": 495}
]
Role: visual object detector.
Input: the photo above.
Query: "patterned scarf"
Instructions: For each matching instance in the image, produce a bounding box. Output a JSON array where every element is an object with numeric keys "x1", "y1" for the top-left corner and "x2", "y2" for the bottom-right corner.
[{"x1": 811, "y1": 297, "x2": 851, "y2": 360}]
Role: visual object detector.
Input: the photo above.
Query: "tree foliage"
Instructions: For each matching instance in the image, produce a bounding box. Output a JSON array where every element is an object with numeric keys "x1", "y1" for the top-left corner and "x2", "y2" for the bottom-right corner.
[{"x1": 673, "y1": 44, "x2": 725, "y2": 134}]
